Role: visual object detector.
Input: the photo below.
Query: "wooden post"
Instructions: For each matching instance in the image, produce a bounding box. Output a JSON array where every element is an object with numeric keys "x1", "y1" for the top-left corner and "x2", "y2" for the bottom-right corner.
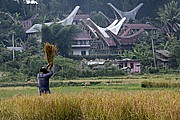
[
  {"x1": 151, "y1": 33, "x2": 156, "y2": 68},
  {"x1": 12, "y1": 33, "x2": 15, "y2": 61}
]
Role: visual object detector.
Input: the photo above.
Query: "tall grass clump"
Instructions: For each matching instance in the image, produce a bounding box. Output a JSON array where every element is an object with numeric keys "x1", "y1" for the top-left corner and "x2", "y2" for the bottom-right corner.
[{"x1": 1, "y1": 91, "x2": 180, "y2": 120}]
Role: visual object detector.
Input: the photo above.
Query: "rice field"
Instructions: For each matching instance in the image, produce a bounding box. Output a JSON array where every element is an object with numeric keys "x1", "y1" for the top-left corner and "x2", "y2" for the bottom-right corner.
[
  {"x1": 1, "y1": 74, "x2": 180, "y2": 119},
  {"x1": 1, "y1": 91, "x2": 180, "y2": 120}
]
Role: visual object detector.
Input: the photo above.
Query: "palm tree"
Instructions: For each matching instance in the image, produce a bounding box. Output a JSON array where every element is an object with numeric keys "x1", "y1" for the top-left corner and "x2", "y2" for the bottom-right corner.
[
  {"x1": 157, "y1": 1, "x2": 179, "y2": 23},
  {"x1": 157, "y1": 1, "x2": 180, "y2": 36}
]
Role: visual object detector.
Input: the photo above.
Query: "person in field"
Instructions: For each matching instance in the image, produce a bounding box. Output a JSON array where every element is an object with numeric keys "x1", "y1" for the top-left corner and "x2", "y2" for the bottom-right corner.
[{"x1": 37, "y1": 64, "x2": 54, "y2": 95}]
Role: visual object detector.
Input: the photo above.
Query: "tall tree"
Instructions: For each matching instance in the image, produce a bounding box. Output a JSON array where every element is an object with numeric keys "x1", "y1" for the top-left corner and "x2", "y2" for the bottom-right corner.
[
  {"x1": 41, "y1": 24, "x2": 54, "y2": 43},
  {"x1": 41, "y1": 24, "x2": 80, "y2": 57},
  {"x1": 55, "y1": 25, "x2": 79, "y2": 57}
]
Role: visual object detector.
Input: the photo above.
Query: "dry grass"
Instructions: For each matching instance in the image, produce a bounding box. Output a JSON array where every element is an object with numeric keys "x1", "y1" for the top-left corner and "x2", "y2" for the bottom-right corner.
[
  {"x1": 44, "y1": 42, "x2": 57, "y2": 70},
  {"x1": 1, "y1": 91, "x2": 180, "y2": 120},
  {"x1": 0, "y1": 87, "x2": 34, "y2": 90}
]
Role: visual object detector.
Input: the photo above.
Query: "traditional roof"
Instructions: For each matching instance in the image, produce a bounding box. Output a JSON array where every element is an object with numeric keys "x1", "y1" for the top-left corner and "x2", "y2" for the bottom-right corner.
[
  {"x1": 87, "y1": 17, "x2": 126, "y2": 38},
  {"x1": 156, "y1": 55, "x2": 169, "y2": 62},
  {"x1": 124, "y1": 24, "x2": 158, "y2": 30},
  {"x1": 155, "y1": 50, "x2": 171, "y2": 58},
  {"x1": 26, "y1": 6, "x2": 80, "y2": 34},
  {"x1": 155, "y1": 50, "x2": 172, "y2": 62},
  {"x1": 75, "y1": 30, "x2": 92, "y2": 41},
  {"x1": 106, "y1": 28, "x2": 144, "y2": 45},
  {"x1": 107, "y1": 3, "x2": 143, "y2": 20},
  {"x1": 119, "y1": 28, "x2": 144, "y2": 45},
  {"x1": 26, "y1": 24, "x2": 42, "y2": 33},
  {"x1": 79, "y1": 19, "x2": 98, "y2": 38},
  {"x1": 74, "y1": 14, "x2": 89, "y2": 21},
  {"x1": 96, "y1": 31, "x2": 116, "y2": 47},
  {"x1": 21, "y1": 13, "x2": 39, "y2": 31},
  {"x1": 63, "y1": 14, "x2": 89, "y2": 21}
]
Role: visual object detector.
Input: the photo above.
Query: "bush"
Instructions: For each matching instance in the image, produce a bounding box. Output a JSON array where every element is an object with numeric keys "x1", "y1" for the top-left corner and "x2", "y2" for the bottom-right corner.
[
  {"x1": 0, "y1": 72, "x2": 28, "y2": 82},
  {"x1": 148, "y1": 67, "x2": 159, "y2": 74},
  {"x1": 141, "y1": 81, "x2": 180, "y2": 88},
  {"x1": 79, "y1": 69, "x2": 126, "y2": 78}
]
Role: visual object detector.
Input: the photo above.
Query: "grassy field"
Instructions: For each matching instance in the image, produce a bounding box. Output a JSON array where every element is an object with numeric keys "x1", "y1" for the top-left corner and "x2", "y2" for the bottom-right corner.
[{"x1": 1, "y1": 74, "x2": 180, "y2": 98}]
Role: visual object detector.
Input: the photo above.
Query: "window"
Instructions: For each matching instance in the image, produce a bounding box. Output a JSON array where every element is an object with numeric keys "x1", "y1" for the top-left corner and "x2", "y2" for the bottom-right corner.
[
  {"x1": 86, "y1": 41, "x2": 89, "y2": 44},
  {"x1": 82, "y1": 41, "x2": 86, "y2": 45},
  {"x1": 81, "y1": 51, "x2": 86, "y2": 55},
  {"x1": 125, "y1": 63, "x2": 127, "y2": 67},
  {"x1": 77, "y1": 41, "x2": 80, "y2": 45},
  {"x1": 120, "y1": 63, "x2": 123, "y2": 68},
  {"x1": 119, "y1": 63, "x2": 123, "y2": 68},
  {"x1": 130, "y1": 63, "x2": 134, "y2": 68}
]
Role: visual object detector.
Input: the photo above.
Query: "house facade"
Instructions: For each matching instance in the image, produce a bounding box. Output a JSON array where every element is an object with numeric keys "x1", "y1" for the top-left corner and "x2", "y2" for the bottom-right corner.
[
  {"x1": 71, "y1": 30, "x2": 92, "y2": 55},
  {"x1": 117, "y1": 59, "x2": 141, "y2": 73}
]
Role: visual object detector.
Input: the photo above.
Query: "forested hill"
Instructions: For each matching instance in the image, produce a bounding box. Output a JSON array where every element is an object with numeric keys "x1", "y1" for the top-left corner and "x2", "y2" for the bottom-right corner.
[{"x1": 0, "y1": 0, "x2": 178, "y2": 20}]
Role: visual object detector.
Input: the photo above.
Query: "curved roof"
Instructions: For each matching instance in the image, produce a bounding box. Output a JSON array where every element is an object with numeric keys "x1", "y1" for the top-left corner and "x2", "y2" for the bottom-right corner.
[{"x1": 26, "y1": 6, "x2": 80, "y2": 34}]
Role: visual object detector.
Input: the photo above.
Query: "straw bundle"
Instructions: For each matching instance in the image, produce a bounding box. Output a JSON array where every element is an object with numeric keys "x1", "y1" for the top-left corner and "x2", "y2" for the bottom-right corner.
[{"x1": 44, "y1": 42, "x2": 57, "y2": 70}]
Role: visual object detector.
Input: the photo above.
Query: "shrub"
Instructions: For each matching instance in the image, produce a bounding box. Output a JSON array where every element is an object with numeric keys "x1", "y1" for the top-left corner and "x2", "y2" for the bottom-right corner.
[
  {"x1": 148, "y1": 67, "x2": 159, "y2": 74},
  {"x1": 0, "y1": 72, "x2": 28, "y2": 82},
  {"x1": 141, "y1": 81, "x2": 180, "y2": 88},
  {"x1": 79, "y1": 69, "x2": 126, "y2": 78}
]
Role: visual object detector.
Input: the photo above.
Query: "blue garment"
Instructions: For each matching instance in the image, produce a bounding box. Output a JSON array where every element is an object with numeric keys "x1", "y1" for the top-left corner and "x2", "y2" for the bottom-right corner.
[{"x1": 37, "y1": 68, "x2": 54, "y2": 91}]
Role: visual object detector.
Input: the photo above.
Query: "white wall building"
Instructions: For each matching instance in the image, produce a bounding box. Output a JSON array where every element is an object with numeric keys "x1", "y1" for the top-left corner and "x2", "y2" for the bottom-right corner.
[{"x1": 71, "y1": 31, "x2": 92, "y2": 56}]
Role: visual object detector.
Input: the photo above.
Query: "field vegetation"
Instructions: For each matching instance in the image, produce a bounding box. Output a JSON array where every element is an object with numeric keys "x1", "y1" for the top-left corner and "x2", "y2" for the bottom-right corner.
[
  {"x1": 1, "y1": 74, "x2": 180, "y2": 98},
  {"x1": 1, "y1": 91, "x2": 180, "y2": 120},
  {"x1": 1, "y1": 74, "x2": 180, "y2": 119}
]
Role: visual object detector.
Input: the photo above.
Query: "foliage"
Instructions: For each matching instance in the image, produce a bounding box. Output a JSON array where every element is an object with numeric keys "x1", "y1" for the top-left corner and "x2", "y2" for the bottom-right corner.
[
  {"x1": 0, "y1": 72, "x2": 28, "y2": 82},
  {"x1": 0, "y1": 0, "x2": 180, "y2": 81},
  {"x1": 90, "y1": 11, "x2": 108, "y2": 27},
  {"x1": 0, "y1": 46, "x2": 12, "y2": 63},
  {"x1": 41, "y1": 25, "x2": 54, "y2": 43},
  {"x1": 157, "y1": 1, "x2": 180, "y2": 24},
  {"x1": 132, "y1": 31, "x2": 155, "y2": 72},
  {"x1": 20, "y1": 55, "x2": 46, "y2": 78},
  {"x1": 54, "y1": 55, "x2": 81, "y2": 79},
  {"x1": 41, "y1": 24, "x2": 80, "y2": 57},
  {"x1": 148, "y1": 67, "x2": 159, "y2": 74},
  {"x1": 121, "y1": 50, "x2": 135, "y2": 59},
  {"x1": 69, "y1": 54, "x2": 121, "y2": 60},
  {"x1": 156, "y1": 0, "x2": 180, "y2": 38},
  {"x1": 79, "y1": 69, "x2": 126, "y2": 78},
  {"x1": 170, "y1": 39, "x2": 180, "y2": 67}
]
